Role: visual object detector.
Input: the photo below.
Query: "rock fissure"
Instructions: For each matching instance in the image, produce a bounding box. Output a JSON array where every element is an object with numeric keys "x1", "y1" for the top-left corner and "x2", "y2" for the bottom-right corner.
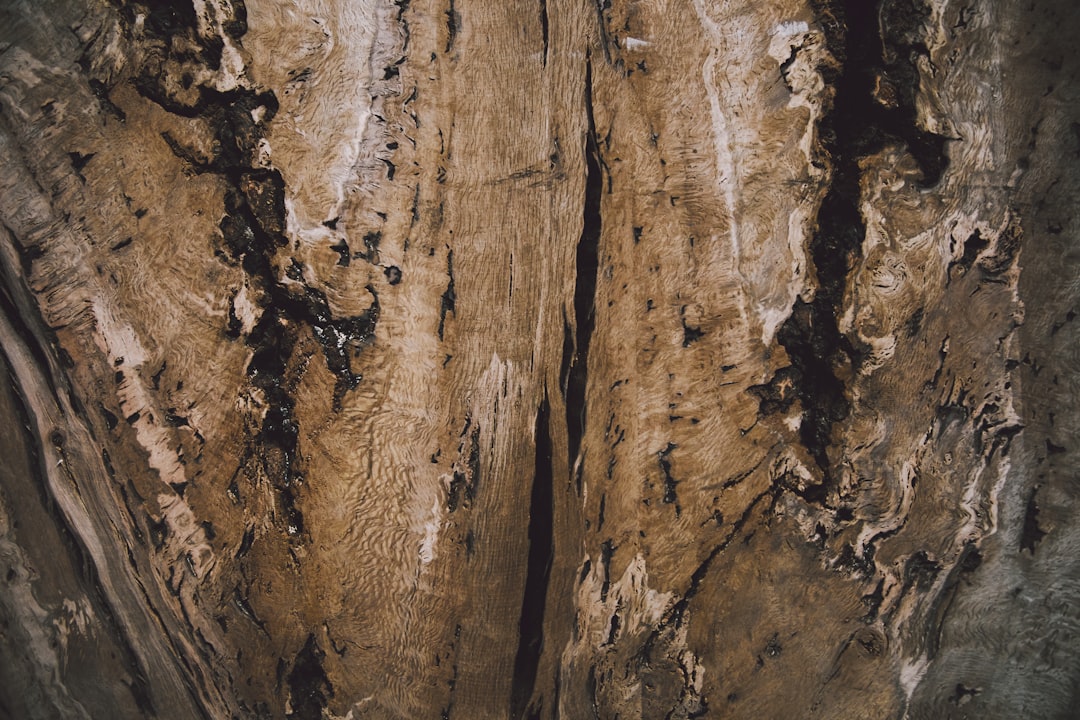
[
  {"x1": 769, "y1": 0, "x2": 951, "y2": 493},
  {"x1": 510, "y1": 393, "x2": 555, "y2": 720},
  {"x1": 2, "y1": 0, "x2": 1075, "y2": 716},
  {"x1": 285, "y1": 634, "x2": 333, "y2": 720},
  {"x1": 565, "y1": 53, "x2": 603, "y2": 474},
  {"x1": 539, "y1": 0, "x2": 549, "y2": 65}
]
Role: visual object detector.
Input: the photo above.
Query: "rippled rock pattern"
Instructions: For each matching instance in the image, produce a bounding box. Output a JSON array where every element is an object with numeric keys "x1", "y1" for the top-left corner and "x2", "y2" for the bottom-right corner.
[{"x1": 0, "y1": 0, "x2": 1077, "y2": 718}]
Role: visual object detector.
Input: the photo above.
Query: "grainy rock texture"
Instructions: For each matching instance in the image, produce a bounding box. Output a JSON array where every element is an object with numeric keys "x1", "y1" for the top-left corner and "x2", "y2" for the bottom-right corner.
[{"x1": 0, "y1": 0, "x2": 1077, "y2": 718}]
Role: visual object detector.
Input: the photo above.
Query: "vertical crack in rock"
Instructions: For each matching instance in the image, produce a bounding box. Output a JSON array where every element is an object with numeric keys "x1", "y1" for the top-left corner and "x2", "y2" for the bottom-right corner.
[
  {"x1": 510, "y1": 393, "x2": 554, "y2": 720},
  {"x1": 439, "y1": 250, "x2": 456, "y2": 341},
  {"x1": 559, "y1": 307, "x2": 574, "y2": 398},
  {"x1": 565, "y1": 54, "x2": 602, "y2": 472},
  {"x1": 767, "y1": 0, "x2": 950, "y2": 489},
  {"x1": 598, "y1": 540, "x2": 613, "y2": 603},
  {"x1": 539, "y1": 0, "x2": 550, "y2": 65},
  {"x1": 591, "y1": 1, "x2": 613, "y2": 62},
  {"x1": 285, "y1": 634, "x2": 333, "y2": 720},
  {"x1": 658, "y1": 442, "x2": 680, "y2": 515},
  {"x1": 445, "y1": 0, "x2": 460, "y2": 54},
  {"x1": 446, "y1": 419, "x2": 480, "y2": 512},
  {"x1": 225, "y1": 153, "x2": 378, "y2": 534}
]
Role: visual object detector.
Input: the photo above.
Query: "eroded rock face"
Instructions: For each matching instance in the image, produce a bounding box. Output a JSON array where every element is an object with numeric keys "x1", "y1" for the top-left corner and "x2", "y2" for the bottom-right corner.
[{"x1": 0, "y1": 0, "x2": 1077, "y2": 718}]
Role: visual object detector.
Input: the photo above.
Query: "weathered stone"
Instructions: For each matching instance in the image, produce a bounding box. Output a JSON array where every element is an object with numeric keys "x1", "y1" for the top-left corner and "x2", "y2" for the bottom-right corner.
[{"x1": 0, "y1": 0, "x2": 1077, "y2": 718}]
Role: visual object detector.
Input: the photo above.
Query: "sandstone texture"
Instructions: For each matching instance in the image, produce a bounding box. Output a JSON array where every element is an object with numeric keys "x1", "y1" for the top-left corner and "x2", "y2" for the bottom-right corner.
[{"x1": 0, "y1": 0, "x2": 1077, "y2": 718}]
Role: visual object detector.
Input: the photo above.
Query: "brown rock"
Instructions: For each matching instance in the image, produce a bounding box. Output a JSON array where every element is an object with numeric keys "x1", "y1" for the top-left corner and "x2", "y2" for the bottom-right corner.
[{"x1": 1, "y1": 0, "x2": 1077, "y2": 718}]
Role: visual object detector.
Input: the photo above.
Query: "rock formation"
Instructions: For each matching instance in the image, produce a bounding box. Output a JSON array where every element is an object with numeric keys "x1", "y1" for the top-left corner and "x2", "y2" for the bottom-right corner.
[{"x1": 0, "y1": 0, "x2": 1077, "y2": 717}]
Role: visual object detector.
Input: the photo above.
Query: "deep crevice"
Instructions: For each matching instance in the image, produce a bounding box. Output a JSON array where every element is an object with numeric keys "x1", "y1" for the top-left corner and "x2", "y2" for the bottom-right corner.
[
  {"x1": 445, "y1": 0, "x2": 460, "y2": 53},
  {"x1": 658, "y1": 442, "x2": 679, "y2": 515},
  {"x1": 439, "y1": 250, "x2": 456, "y2": 341},
  {"x1": 947, "y1": 230, "x2": 988, "y2": 284},
  {"x1": 565, "y1": 53, "x2": 602, "y2": 472},
  {"x1": 591, "y1": 0, "x2": 613, "y2": 63},
  {"x1": 539, "y1": 0, "x2": 549, "y2": 65},
  {"x1": 285, "y1": 634, "x2": 333, "y2": 720},
  {"x1": 510, "y1": 393, "x2": 554, "y2": 720},
  {"x1": 226, "y1": 173, "x2": 379, "y2": 532},
  {"x1": 559, "y1": 308, "x2": 574, "y2": 396},
  {"x1": 599, "y1": 539, "x2": 613, "y2": 603},
  {"x1": 768, "y1": 0, "x2": 950, "y2": 489}
]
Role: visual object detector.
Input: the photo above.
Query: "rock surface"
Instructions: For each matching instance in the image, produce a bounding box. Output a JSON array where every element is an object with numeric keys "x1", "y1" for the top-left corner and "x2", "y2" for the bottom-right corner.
[{"x1": 0, "y1": 0, "x2": 1077, "y2": 718}]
